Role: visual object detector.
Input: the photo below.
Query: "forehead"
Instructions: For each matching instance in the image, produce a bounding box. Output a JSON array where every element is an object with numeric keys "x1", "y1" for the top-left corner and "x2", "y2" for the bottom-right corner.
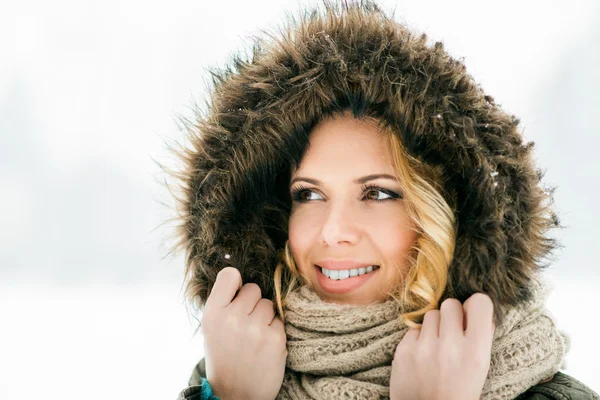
[{"x1": 292, "y1": 116, "x2": 394, "y2": 174}]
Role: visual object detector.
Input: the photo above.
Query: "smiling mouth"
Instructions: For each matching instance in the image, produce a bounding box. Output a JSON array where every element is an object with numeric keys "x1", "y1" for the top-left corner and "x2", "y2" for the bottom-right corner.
[
  {"x1": 313, "y1": 264, "x2": 380, "y2": 294},
  {"x1": 316, "y1": 265, "x2": 380, "y2": 280}
]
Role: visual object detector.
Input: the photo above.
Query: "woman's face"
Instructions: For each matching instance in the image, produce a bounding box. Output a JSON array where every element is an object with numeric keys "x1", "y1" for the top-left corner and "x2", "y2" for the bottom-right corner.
[{"x1": 288, "y1": 114, "x2": 418, "y2": 305}]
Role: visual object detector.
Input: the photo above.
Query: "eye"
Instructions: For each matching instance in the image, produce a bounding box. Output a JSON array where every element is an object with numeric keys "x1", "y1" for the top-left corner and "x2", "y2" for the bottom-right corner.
[
  {"x1": 290, "y1": 186, "x2": 323, "y2": 203},
  {"x1": 364, "y1": 188, "x2": 391, "y2": 201},
  {"x1": 361, "y1": 184, "x2": 401, "y2": 202}
]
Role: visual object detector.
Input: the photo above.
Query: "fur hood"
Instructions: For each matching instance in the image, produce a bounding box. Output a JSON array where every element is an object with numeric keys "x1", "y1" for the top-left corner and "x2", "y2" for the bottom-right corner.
[{"x1": 171, "y1": 0, "x2": 559, "y2": 324}]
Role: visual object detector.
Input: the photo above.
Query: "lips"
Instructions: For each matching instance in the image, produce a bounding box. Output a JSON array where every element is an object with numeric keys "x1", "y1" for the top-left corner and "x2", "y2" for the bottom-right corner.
[
  {"x1": 314, "y1": 263, "x2": 379, "y2": 294},
  {"x1": 319, "y1": 265, "x2": 380, "y2": 280},
  {"x1": 315, "y1": 260, "x2": 379, "y2": 271}
]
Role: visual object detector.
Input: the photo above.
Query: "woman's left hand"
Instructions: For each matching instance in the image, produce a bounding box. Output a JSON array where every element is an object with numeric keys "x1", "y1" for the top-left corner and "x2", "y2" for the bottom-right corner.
[{"x1": 390, "y1": 293, "x2": 496, "y2": 400}]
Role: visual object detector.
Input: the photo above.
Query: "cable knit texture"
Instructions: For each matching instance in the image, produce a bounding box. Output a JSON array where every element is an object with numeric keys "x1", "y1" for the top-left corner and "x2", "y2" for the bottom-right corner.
[{"x1": 277, "y1": 276, "x2": 569, "y2": 400}]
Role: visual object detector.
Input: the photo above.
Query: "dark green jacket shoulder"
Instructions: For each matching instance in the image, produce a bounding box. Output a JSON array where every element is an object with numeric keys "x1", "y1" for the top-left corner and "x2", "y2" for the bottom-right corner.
[
  {"x1": 514, "y1": 372, "x2": 599, "y2": 400},
  {"x1": 180, "y1": 358, "x2": 599, "y2": 400}
]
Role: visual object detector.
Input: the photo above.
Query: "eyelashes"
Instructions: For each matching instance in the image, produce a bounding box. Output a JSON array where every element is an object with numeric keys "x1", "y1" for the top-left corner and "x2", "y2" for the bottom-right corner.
[{"x1": 290, "y1": 183, "x2": 402, "y2": 203}]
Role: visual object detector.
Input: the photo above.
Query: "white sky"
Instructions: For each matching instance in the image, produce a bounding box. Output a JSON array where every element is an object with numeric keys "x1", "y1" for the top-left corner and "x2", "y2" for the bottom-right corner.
[{"x1": 1, "y1": 0, "x2": 598, "y2": 398}]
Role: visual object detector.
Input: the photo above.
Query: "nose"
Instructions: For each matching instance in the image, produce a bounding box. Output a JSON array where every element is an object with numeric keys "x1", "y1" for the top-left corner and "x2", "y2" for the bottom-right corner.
[{"x1": 319, "y1": 200, "x2": 360, "y2": 247}]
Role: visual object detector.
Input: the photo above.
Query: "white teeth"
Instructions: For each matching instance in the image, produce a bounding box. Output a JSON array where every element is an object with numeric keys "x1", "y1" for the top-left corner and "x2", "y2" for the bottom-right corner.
[
  {"x1": 320, "y1": 265, "x2": 379, "y2": 280},
  {"x1": 338, "y1": 269, "x2": 350, "y2": 279}
]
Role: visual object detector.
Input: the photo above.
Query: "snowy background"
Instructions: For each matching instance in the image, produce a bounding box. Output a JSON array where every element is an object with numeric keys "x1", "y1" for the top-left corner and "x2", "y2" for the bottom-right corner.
[{"x1": 1, "y1": 0, "x2": 598, "y2": 398}]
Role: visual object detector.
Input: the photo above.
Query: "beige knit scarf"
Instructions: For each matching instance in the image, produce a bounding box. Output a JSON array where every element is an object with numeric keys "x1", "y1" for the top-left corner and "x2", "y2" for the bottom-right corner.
[{"x1": 277, "y1": 276, "x2": 569, "y2": 400}]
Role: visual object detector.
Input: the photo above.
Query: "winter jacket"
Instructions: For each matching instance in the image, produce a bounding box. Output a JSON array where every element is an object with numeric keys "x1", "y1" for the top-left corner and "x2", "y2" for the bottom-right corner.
[
  {"x1": 170, "y1": 0, "x2": 598, "y2": 398},
  {"x1": 175, "y1": 358, "x2": 599, "y2": 400}
]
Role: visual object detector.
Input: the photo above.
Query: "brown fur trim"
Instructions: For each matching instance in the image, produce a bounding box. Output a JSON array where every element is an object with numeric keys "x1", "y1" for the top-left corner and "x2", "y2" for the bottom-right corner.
[{"x1": 169, "y1": 0, "x2": 560, "y2": 326}]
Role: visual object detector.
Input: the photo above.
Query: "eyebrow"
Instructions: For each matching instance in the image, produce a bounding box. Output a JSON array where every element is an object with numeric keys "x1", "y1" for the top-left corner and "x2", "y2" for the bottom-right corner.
[{"x1": 290, "y1": 173, "x2": 398, "y2": 186}]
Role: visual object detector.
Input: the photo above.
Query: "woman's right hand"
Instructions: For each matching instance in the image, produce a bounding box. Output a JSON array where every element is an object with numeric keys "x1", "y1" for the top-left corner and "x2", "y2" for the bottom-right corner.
[{"x1": 201, "y1": 267, "x2": 288, "y2": 400}]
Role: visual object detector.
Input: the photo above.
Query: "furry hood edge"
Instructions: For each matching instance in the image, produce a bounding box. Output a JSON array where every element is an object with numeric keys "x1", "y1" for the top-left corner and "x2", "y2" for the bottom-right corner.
[{"x1": 169, "y1": 0, "x2": 559, "y2": 324}]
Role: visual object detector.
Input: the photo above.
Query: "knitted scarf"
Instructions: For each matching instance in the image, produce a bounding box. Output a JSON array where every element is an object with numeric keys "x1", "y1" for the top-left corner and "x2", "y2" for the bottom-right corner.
[{"x1": 277, "y1": 276, "x2": 569, "y2": 400}]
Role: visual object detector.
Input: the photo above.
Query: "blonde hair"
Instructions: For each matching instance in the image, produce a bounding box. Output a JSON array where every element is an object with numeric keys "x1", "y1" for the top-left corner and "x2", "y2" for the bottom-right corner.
[{"x1": 273, "y1": 116, "x2": 457, "y2": 328}]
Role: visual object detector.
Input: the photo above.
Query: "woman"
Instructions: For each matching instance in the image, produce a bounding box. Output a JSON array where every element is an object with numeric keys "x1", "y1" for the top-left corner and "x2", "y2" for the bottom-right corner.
[{"x1": 170, "y1": 1, "x2": 598, "y2": 399}]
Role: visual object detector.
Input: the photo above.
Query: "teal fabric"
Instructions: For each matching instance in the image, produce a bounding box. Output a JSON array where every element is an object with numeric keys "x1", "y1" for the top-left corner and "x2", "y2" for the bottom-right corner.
[{"x1": 200, "y1": 378, "x2": 220, "y2": 400}]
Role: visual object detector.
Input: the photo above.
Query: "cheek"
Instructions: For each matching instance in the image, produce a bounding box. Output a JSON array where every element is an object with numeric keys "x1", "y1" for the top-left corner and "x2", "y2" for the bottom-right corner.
[
  {"x1": 385, "y1": 226, "x2": 417, "y2": 257},
  {"x1": 288, "y1": 210, "x2": 320, "y2": 268},
  {"x1": 367, "y1": 209, "x2": 417, "y2": 256}
]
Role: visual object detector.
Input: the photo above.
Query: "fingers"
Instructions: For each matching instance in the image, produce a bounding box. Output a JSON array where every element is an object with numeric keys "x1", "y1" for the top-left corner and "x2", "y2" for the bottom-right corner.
[
  {"x1": 205, "y1": 268, "x2": 276, "y2": 327},
  {"x1": 420, "y1": 296, "x2": 488, "y2": 341},
  {"x1": 420, "y1": 309, "x2": 440, "y2": 341},
  {"x1": 439, "y1": 298, "x2": 464, "y2": 339},
  {"x1": 230, "y1": 282, "x2": 262, "y2": 315},
  {"x1": 270, "y1": 314, "x2": 285, "y2": 330},
  {"x1": 463, "y1": 293, "x2": 494, "y2": 344},
  {"x1": 247, "y1": 297, "x2": 276, "y2": 324},
  {"x1": 419, "y1": 299, "x2": 463, "y2": 342},
  {"x1": 205, "y1": 267, "x2": 243, "y2": 310}
]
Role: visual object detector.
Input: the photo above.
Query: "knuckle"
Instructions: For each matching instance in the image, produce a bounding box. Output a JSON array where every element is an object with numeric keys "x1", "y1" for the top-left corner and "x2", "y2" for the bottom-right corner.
[
  {"x1": 470, "y1": 292, "x2": 491, "y2": 303},
  {"x1": 257, "y1": 296, "x2": 272, "y2": 304},
  {"x1": 218, "y1": 266, "x2": 238, "y2": 279},
  {"x1": 440, "y1": 298, "x2": 461, "y2": 311},
  {"x1": 465, "y1": 292, "x2": 494, "y2": 310},
  {"x1": 422, "y1": 309, "x2": 440, "y2": 325},
  {"x1": 216, "y1": 267, "x2": 241, "y2": 287},
  {"x1": 273, "y1": 316, "x2": 286, "y2": 330},
  {"x1": 243, "y1": 282, "x2": 262, "y2": 298}
]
